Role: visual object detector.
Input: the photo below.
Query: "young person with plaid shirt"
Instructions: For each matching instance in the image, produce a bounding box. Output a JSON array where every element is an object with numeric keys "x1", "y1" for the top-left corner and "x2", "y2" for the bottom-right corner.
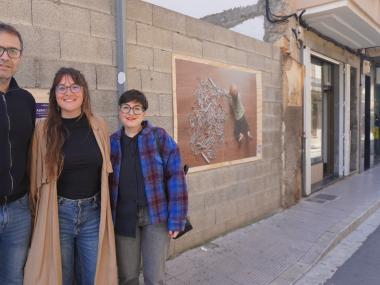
[{"x1": 109, "y1": 89, "x2": 188, "y2": 285}]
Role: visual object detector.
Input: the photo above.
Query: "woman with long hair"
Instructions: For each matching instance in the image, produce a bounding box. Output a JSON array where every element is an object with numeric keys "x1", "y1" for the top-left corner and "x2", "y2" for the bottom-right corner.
[{"x1": 24, "y1": 67, "x2": 117, "y2": 285}]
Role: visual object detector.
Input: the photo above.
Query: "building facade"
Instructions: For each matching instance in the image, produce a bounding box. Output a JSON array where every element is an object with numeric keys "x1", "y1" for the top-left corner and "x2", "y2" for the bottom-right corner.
[{"x1": 1, "y1": 0, "x2": 380, "y2": 256}]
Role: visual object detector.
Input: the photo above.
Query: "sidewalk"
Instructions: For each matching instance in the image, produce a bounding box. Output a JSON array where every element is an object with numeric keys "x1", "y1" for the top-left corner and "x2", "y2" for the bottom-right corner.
[{"x1": 165, "y1": 165, "x2": 380, "y2": 285}]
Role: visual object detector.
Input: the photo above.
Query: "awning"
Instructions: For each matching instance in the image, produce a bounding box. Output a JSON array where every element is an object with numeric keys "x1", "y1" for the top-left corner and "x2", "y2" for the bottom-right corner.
[{"x1": 297, "y1": 0, "x2": 380, "y2": 49}]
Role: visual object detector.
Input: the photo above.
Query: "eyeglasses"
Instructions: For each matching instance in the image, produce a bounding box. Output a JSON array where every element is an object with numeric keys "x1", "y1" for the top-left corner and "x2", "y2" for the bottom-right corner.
[
  {"x1": 119, "y1": 104, "x2": 145, "y2": 115},
  {"x1": 55, "y1": 84, "x2": 81, "y2": 94},
  {"x1": 0, "y1": 46, "x2": 22, "y2": 59}
]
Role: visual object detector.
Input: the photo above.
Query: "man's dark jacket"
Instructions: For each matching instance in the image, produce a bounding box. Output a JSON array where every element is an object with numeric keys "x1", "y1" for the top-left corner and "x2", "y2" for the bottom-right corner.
[{"x1": 0, "y1": 77, "x2": 35, "y2": 196}]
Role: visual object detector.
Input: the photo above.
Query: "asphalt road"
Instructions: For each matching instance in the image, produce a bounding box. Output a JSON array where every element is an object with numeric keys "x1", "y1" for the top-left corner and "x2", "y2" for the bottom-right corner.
[{"x1": 324, "y1": 224, "x2": 380, "y2": 285}]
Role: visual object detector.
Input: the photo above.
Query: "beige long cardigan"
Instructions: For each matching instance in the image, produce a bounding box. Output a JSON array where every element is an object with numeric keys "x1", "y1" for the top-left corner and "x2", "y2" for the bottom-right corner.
[{"x1": 24, "y1": 115, "x2": 118, "y2": 285}]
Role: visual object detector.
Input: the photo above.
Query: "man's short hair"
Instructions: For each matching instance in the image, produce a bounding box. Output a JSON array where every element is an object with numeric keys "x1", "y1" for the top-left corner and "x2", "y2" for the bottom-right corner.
[
  {"x1": 119, "y1": 89, "x2": 148, "y2": 111},
  {"x1": 0, "y1": 22, "x2": 23, "y2": 51}
]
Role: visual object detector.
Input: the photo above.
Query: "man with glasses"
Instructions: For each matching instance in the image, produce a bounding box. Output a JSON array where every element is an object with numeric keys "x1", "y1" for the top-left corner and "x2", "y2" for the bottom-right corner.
[{"x1": 0, "y1": 22, "x2": 36, "y2": 284}]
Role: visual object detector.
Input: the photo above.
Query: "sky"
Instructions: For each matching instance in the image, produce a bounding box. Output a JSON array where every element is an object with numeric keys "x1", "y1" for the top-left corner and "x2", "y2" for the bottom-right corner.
[
  {"x1": 143, "y1": 0, "x2": 259, "y2": 19},
  {"x1": 142, "y1": 0, "x2": 263, "y2": 39}
]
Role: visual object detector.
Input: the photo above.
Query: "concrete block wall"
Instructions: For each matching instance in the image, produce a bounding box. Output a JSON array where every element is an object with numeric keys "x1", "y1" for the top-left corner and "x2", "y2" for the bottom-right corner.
[
  {"x1": 2, "y1": 0, "x2": 284, "y2": 257},
  {"x1": 124, "y1": 0, "x2": 283, "y2": 256},
  {"x1": 1, "y1": 0, "x2": 119, "y2": 130}
]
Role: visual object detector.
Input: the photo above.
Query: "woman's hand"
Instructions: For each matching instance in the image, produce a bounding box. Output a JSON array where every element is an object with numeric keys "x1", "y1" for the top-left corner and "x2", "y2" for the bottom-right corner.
[{"x1": 168, "y1": 231, "x2": 179, "y2": 239}]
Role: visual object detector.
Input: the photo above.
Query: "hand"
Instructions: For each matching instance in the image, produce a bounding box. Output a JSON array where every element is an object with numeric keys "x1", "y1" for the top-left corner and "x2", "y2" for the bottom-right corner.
[{"x1": 168, "y1": 231, "x2": 179, "y2": 239}]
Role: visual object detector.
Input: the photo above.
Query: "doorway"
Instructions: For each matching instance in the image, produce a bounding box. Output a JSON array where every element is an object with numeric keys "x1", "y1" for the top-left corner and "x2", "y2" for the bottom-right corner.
[
  {"x1": 310, "y1": 57, "x2": 338, "y2": 190},
  {"x1": 364, "y1": 76, "x2": 371, "y2": 170}
]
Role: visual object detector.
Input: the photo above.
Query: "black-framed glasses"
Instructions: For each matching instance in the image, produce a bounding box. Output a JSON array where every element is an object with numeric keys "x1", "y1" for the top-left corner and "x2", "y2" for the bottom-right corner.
[
  {"x1": 0, "y1": 46, "x2": 22, "y2": 59},
  {"x1": 55, "y1": 84, "x2": 81, "y2": 94},
  {"x1": 119, "y1": 104, "x2": 145, "y2": 115}
]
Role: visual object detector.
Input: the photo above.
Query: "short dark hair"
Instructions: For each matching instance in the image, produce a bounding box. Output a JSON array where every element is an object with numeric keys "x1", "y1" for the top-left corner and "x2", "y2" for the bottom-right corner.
[
  {"x1": 0, "y1": 22, "x2": 23, "y2": 51},
  {"x1": 118, "y1": 89, "x2": 148, "y2": 111}
]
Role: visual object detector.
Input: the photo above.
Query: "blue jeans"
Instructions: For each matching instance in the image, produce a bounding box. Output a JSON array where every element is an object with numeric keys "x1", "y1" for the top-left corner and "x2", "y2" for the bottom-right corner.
[
  {"x1": 116, "y1": 206, "x2": 169, "y2": 285},
  {"x1": 58, "y1": 193, "x2": 100, "y2": 285},
  {"x1": 0, "y1": 193, "x2": 32, "y2": 285}
]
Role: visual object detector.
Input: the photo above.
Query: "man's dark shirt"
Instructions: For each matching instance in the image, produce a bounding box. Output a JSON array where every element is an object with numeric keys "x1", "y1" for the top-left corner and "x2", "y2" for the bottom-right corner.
[{"x1": 0, "y1": 77, "x2": 36, "y2": 196}]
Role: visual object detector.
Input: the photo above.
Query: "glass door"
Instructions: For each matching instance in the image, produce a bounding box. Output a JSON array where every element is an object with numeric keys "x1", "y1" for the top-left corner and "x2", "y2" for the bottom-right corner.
[{"x1": 310, "y1": 57, "x2": 336, "y2": 188}]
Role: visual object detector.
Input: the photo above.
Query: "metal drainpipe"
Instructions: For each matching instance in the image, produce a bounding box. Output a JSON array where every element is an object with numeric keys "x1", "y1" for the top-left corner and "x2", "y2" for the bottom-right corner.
[{"x1": 116, "y1": 0, "x2": 126, "y2": 97}]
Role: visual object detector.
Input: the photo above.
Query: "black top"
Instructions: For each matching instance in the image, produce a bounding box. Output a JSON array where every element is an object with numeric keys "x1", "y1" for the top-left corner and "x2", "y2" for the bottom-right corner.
[
  {"x1": 0, "y1": 77, "x2": 36, "y2": 196},
  {"x1": 57, "y1": 115, "x2": 102, "y2": 199},
  {"x1": 115, "y1": 131, "x2": 147, "y2": 237}
]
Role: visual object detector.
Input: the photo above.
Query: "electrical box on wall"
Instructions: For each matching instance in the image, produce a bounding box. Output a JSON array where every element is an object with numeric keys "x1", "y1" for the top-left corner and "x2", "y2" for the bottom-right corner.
[
  {"x1": 363, "y1": 60, "x2": 371, "y2": 75},
  {"x1": 376, "y1": 67, "x2": 380, "y2": 85}
]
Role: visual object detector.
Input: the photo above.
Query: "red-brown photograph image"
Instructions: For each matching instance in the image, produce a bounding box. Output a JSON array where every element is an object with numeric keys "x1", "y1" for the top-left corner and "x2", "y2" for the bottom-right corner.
[{"x1": 173, "y1": 55, "x2": 263, "y2": 172}]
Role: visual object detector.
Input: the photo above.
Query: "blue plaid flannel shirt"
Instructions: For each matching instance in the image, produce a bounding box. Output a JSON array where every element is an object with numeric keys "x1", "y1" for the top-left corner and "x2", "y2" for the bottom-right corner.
[{"x1": 109, "y1": 121, "x2": 188, "y2": 232}]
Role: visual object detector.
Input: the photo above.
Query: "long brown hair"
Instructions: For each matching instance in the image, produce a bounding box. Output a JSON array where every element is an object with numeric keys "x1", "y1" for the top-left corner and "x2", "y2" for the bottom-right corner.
[{"x1": 44, "y1": 67, "x2": 93, "y2": 179}]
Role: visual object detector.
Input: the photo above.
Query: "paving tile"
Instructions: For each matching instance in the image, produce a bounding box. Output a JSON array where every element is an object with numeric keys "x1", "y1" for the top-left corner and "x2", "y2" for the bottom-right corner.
[{"x1": 166, "y1": 166, "x2": 380, "y2": 285}]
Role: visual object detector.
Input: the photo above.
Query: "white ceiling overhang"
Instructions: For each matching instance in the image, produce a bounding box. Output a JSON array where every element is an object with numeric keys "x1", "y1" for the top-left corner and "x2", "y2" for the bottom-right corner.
[{"x1": 300, "y1": 1, "x2": 380, "y2": 49}]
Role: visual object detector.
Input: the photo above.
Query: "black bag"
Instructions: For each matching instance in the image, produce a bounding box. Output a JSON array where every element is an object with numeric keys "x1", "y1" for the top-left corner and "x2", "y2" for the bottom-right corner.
[
  {"x1": 173, "y1": 216, "x2": 193, "y2": 239},
  {"x1": 153, "y1": 129, "x2": 193, "y2": 239}
]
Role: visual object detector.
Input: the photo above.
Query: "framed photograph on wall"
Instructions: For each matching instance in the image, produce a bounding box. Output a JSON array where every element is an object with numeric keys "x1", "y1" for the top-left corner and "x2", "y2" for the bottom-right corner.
[{"x1": 172, "y1": 55, "x2": 263, "y2": 172}]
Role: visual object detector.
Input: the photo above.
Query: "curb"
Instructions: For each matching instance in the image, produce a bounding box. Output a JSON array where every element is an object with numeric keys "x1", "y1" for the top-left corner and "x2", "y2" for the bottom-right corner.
[{"x1": 269, "y1": 199, "x2": 380, "y2": 285}]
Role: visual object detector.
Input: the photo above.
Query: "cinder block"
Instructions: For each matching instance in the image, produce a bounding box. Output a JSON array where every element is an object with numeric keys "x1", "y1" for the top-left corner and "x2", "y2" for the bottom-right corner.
[
  {"x1": 173, "y1": 33, "x2": 202, "y2": 57},
  {"x1": 226, "y1": 47, "x2": 247, "y2": 67},
  {"x1": 0, "y1": 0, "x2": 32, "y2": 25},
  {"x1": 111, "y1": 40, "x2": 117, "y2": 66},
  {"x1": 39, "y1": 59, "x2": 97, "y2": 90},
  {"x1": 247, "y1": 178, "x2": 264, "y2": 195},
  {"x1": 186, "y1": 172, "x2": 209, "y2": 194},
  {"x1": 144, "y1": 92, "x2": 159, "y2": 116},
  {"x1": 32, "y1": 1, "x2": 90, "y2": 35},
  {"x1": 96, "y1": 65, "x2": 117, "y2": 91},
  {"x1": 263, "y1": 102, "x2": 282, "y2": 115},
  {"x1": 247, "y1": 53, "x2": 266, "y2": 71},
  {"x1": 213, "y1": 25, "x2": 236, "y2": 47},
  {"x1": 271, "y1": 71, "x2": 282, "y2": 86},
  {"x1": 137, "y1": 23, "x2": 172, "y2": 51},
  {"x1": 14, "y1": 25, "x2": 60, "y2": 60},
  {"x1": 126, "y1": 68, "x2": 142, "y2": 90},
  {"x1": 126, "y1": 0, "x2": 152, "y2": 25},
  {"x1": 201, "y1": 222, "x2": 227, "y2": 242},
  {"x1": 153, "y1": 6, "x2": 186, "y2": 34},
  {"x1": 262, "y1": 71, "x2": 271, "y2": 87},
  {"x1": 215, "y1": 202, "x2": 238, "y2": 224},
  {"x1": 127, "y1": 44, "x2": 153, "y2": 70},
  {"x1": 102, "y1": 115, "x2": 119, "y2": 134},
  {"x1": 61, "y1": 32, "x2": 113, "y2": 65},
  {"x1": 91, "y1": 11, "x2": 115, "y2": 40},
  {"x1": 265, "y1": 57, "x2": 281, "y2": 74},
  {"x1": 140, "y1": 70, "x2": 172, "y2": 94},
  {"x1": 235, "y1": 195, "x2": 255, "y2": 216},
  {"x1": 253, "y1": 40, "x2": 273, "y2": 58},
  {"x1": 263, "y1": 86, "x2": 282, "y2": 103},
  {"x1": 159, "y1": 94, "x2": 173, "y2": 116},
  {"x1": 202, "y1": 41, "x2": 227, "y2": 63},
  {"x1": 145, "y1": 115, "x2": 173, "y2": 134},
  {"x1": 126, "y1": 20, "x2": 137, "y2": 44},
  {"x1": 91, "y1": 90, "x2": 118, "y2": 114},
  {"x1": 188, "y1": 208, "x2": 216, "y2": 232},
  {"x1": 154, "y1": 49, "x2": 172, "y2": 73},
  {"x1": 235, "y1": 33, "x2": 256, "y2": 52},
  {"x1": 186, "y1": 17, "x2": 214, "y2": 41},
  {"x1": 15, "y1": 56, "x2": 39, "y2": 88},
  {"x1": 188, "y1": 192, "x2": 205, "y2": 212},
  {"x1": 136, "y1": 23, "x2": 153, "y2": 47},
  {"x1": 61, "y1": 0, "x2": 112, "y2": 14},
  {"x1": 210, "y1": 168, "x2": 232, "y2": 189},
  {"x1": 205, "y1": 189, "x2": 227, "y2": 209}
]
